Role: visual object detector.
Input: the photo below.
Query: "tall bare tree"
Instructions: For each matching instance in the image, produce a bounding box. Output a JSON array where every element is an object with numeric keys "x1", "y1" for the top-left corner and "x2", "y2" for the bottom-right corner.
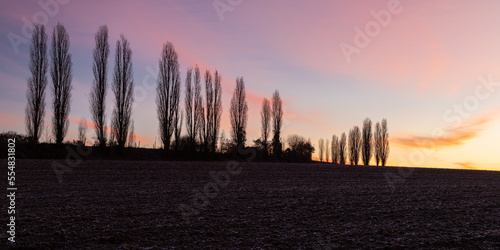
[
  {"x1": 331, "y1": 135, "x2": 339, "y2": 164},
  {"x1": 272, "y1": 90, "x2": 283, "y2": 157},
  {"x1": 381, "y1": 118, "x2": 390, "y2": 166},
  {"x1": 318, "y1": 138, "x2": 324, "y2": 162},
  {"x1": 25, "y1": 24, "x2": 48, "y2": 144},
  {"x1": 230, "y1": 77, "x2": 248, "y2": 148},
  {"x1": 185, "y1": 68, "x2": 195, "y2": 150},
  {"x1": 173, "y1": 112, "x2": 183, "y2": 151},
  {"x1": 203, "y1": 69, "x2": 214, "y2": 151},
  {"x1": 348, "y1": 126, "x2": 361, "y2": 165},
  {"x1": 50, "y1": 22, "x2": 72, "y2": 145},
  {"x1": 111, "y1": 34, "x2": 134, "y2": 149},
  {"x1": 89, "y1": 25, "x2": 109, "y2": 147},
  {"x1": 212, "y1": 70, "x2": 222, "y2": 153},
  {"x1": 361, "y1": 118, "x2": 373, "y2": 166},
  {"x1": 261, "y1": 98, "x2": 271, "y2": 155},
  {"x1": 374, "y1": 122, "x2": 381, "y2": 166},
  {"x1": 185, "y1": 66, "x2": 202, "y2": 151},
  {"x1": 339, "y1": 132, "x2": 347, "y2": 165},
  {"x1": 156, "y1": 42, "x2": 180, "y2": 151}
]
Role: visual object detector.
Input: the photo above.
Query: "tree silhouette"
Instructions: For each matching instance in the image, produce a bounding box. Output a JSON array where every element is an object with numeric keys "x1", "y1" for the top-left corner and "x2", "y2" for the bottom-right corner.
[
  {"x1": 381, "y1": 118, "x2": 390, "y2": 166},
  {"x1": 348, "y1": 126, "x2": 361, "y2": 165},
  {"x1": 331, "y1": 135, "x2": 338, "y2": 164},
  {"x1": 230, "y1": 77, "x2": 248, "y2": 148},
  {"x1": 156, "y1": 42, "x2": 180, "y2": 151},
  {"x1": 78, "y1": 117, "x2": 87, "y2": 145},
  {"x1": 261, "y1": 98, "x2": 271, "y2": 156},
  {"x1": 318, "y1": 138, "x2": 324, "y2": 162},
  {"x1": 25, "y1": 24, "x2": 48, "y2": 144},
  {"x1": 50, "y1": 22, "x2": 72, "y2": 145},
  {"x1": 374, "y1": 122, "x2": 381, "y2": 166},
  {"x1": 111, "y1": 34, "x2": 134, "y2": 149},
  {"x1": 89, "y1": 25, "x2": 109, "y2": 148},
  {"x1": 272, "y1": 90, "x2": 283, "y2": 158},
  {"x1": 361, "y1": 118, "x2": 372, "y2": 166},
  {"x1": 127, "y1": 120, "x2": 135, "y2": 147},
  {"x1": 325, "y1": 139, "x2": 330, "y2": 163},
  {"x1": 185, "y1": 66, "x2": 202, "y2": 151},
  {"x1": 286, "y1": 134, "x2": 315, "y2": 162},
  {"x1": 211, "y1": 70, "x2": 222, "y2": 153},
  {"x1": 203, "y1": 69, "x2": 214, "y2": 152},
  {"x1": 339, "y1": 132, "x2": 347, "y2": 165}
]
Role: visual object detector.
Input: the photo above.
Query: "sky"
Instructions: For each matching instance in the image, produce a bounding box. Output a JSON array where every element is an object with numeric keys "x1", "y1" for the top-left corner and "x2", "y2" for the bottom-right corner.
[{"x1": 1, "y1": 0, "x2": 500, "y2": 171}]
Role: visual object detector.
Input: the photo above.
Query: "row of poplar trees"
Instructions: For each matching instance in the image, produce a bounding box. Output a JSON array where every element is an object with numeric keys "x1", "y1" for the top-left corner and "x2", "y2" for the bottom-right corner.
[
  {"x1": 25, "y1": 23, "x2": 282, "y2": 153},
  {"x1": 317, "y1": 118, "x2": 390, "y2": 166}
]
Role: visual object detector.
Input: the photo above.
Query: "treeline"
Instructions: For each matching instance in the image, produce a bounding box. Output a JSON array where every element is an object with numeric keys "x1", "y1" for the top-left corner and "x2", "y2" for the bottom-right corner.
[
  {"x1": 317, "y1": 118, "x2": 390, "y2": 166},
  {"x1": 22, "y1": 23, "x2": 318, "y2": 161}
]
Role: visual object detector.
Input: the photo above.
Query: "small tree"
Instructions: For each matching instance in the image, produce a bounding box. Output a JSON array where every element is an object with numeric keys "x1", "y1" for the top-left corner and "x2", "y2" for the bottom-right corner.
[
  {"x1": 380, "y1": 118, "x2": 390, "y2": 166},
  {"x1": 78, "y1": 117, "x2": 87, "y2": 145},
  {"x1": 348, "y1": 126, "x2": 361, "y2": 165},
  {"x1": 325, "y1": 139, "x2": 330, "y2": 163},
  {"x1": 272, "y1": 90, "x2": 283, "y2": 157},
  {"x1": 318, "y1": 138, "x2": 324, "y2": 162},
  {"x1": 374, "y1": 122, "x2": 381, "y2": 166},
  {"x1": 339, "y1": 132, "x2": 347, "y2": 165},
  {"x1": 361, "y1": 118, "x2": 372, "y2": 166},
  {"x1": 331, "y1": 135, "x2": 338, "y2": 164},
  {"x1": 261, "y1": 98, "x2": 271, "y2": 155},
  {"x1": 230, "y1": 77, "x2": 248, "y2": 148}
]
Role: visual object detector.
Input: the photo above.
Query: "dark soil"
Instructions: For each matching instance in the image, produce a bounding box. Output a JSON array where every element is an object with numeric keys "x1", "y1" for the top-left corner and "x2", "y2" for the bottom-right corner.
[{"x1": 1, "y1": 160, "x2": 500, "y2": 248}]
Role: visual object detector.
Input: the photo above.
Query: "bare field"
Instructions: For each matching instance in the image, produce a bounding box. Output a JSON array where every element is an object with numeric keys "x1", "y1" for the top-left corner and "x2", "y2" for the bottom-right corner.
[{"x1": 1, "y1": 159, "x2": 500, "y2": 248}]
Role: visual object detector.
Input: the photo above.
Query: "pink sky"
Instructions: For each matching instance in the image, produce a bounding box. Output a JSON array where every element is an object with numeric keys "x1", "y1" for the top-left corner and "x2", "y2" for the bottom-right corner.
[{"x1": 2, "y1": 0, "x2": 500, "y2": 170}]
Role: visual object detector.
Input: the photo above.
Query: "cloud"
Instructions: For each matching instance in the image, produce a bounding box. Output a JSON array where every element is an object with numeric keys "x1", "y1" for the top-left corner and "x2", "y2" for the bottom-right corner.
[
  {"x1": 454, "y1": 162, "x2": 478, "y2": 170},
  {"x1": 393, "y1": 108, "x2": 500, "y2": 149}
]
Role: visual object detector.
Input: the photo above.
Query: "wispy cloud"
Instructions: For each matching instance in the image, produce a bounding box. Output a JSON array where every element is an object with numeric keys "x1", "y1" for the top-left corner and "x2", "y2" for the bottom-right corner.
[
  {"x1": 393, "y1": 108, "x2": 500, "y2": 149},
  {"x1": 454, "y1": 162, "x2": 478, "y2": 170}
]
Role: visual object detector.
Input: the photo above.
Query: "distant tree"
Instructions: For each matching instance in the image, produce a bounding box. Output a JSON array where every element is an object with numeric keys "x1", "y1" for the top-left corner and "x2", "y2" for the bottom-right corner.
[
  {"x1": 331, "y1": 135, "x2": 338, "y2": 164},
  {"x1": 211, "y1": 70, "x2": 222, "y2": 153},
  {"x1": 339, "y1": 132, "x2": 347, "y2": 165},
  {"x1": 156, "y1": 41, "x2": 180, "y2": 151},
  {"x1": 381, "y1": 118, "x2": 390, "y2": 166},
  {"x1": 261, "y1": 98, "x2": 271, "y2": 155},
  {"x1": 374, "y1": 122, "x2": 381, "y2": 166},
  {"x1": 184, "y1": 68, "x2": 195, "y2": 150},
  {"x1": 203, "y1": 69, "x2": 214, "y2": 152},
  {"x1": 325, "y1": 139, "x2": 330, "y2": 163},
  {"x1": 348, "y1": 126, "x2": 361, "y2": 165},
  {"x1": 78, "y1": 117, "x2": 87, "y2": 145},
  {"x1": 318, "y1": 138, "x2": 324, "y2": 162},
  {"x1": 361, "y1": 118, "x2": 372, "y2": 166},
  {"x1": 185, "y1": 66, "x2": 202, "y2": 151},
  {"x1": 173, "y1": 112, "x2": 183, "y2": 151},
  {"x1": 50, "y1": 22, "x2": 72, "y2": 145},
  {"x1": 230, "y1": 77, "x2": 248, "y2": 148},
  {"x1": 127, "y1": 120, "x2": 136, "y2": 148},
  {"x1": 25, "y1": 24, "x2": 48, "y2": 144},
  {"x1": 111, "y1": 34, "x2": 134, "y2": 149},
  {"x1": 286, "y1": 134, "x2": 315, "y2": 162},
  {"x1": 272, "y1": 90, "x2": 283, "y2": 157},
  {"x1": 89, "y1": 25, "x2": 109, "y2": 148}
]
